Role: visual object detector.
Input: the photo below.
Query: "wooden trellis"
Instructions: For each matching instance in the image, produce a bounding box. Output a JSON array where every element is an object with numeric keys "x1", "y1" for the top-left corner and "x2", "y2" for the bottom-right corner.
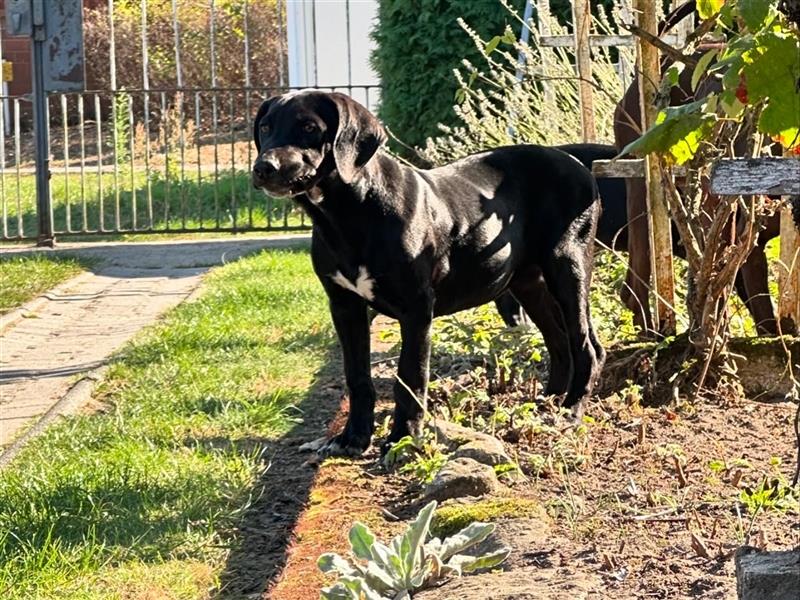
[{"x1": 533, "y1": 0, "x2": 799, "y2": 333}]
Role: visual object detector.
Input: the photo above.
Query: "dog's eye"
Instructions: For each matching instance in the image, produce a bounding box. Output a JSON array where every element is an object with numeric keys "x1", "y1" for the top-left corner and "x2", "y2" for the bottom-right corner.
[
  {"x1": 302, "y1": 122, "x2": 318, "y2": 134},
  {"x1": 260, "y1": 124, "x2": 270, "y2": 135}
]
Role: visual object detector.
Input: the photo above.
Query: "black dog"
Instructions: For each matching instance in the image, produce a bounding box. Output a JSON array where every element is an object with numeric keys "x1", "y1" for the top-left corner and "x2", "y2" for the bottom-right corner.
[{"x1": 252, "y1": 91, "x2": 605, "y2": 455}]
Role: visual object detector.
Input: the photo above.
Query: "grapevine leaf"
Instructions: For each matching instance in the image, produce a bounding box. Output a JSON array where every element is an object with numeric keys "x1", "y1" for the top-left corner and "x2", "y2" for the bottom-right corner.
[
  {"x1": 619, "y1": 100, "x2": 717, "y2": 164},
  {"x1": 738, "y1": 0, "x2": 776, "y2": 30},
  {"x1": 742, "y1": 31, "x2": 800, "y2": 148},
  {"x1": 697, "y1": 0, "x2": 724, "y2": 19},
  {"x1": 691, "y1": 48, "x2": 718, "y2": 92}
]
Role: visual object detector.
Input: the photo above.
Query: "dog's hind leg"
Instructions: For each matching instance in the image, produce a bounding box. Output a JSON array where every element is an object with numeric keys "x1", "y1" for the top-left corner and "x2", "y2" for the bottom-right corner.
[
  {"x1": 540, "y1": 244, "x2": 602, "y2": 418},
  {"x1": 509, "y1": 270, "x2": 572, "y2": 398}
]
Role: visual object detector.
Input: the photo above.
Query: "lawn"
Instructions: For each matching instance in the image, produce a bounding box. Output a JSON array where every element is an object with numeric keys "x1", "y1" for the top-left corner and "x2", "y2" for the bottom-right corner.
[
  {"x1": 0, "y1": 248, "x2": 334, "y2": 599},
  {"x1": 0, "y1": 254, "x2": 88, "y2": 314}
]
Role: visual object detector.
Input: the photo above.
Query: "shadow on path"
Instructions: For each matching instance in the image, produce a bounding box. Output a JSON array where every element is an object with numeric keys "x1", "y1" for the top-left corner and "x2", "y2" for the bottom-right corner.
[{"x1": 214, "y1": 346, "x2": 347, "y2": 598}]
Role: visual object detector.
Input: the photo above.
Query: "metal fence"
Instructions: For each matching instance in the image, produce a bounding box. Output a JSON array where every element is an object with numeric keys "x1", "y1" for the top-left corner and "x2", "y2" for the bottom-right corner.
[{"x1": 0, "y1": 0, "x2": 379, "y2": 242}]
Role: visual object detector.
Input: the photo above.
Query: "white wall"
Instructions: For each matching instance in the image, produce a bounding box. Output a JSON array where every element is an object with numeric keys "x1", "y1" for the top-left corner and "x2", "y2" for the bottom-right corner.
[{"x1": 286, "y1": 0, "x2": 380, "y2": 110}]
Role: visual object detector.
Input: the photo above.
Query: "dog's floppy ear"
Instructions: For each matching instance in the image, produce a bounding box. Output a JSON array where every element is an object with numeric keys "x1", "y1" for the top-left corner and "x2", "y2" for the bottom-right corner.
[
  {"x1": 253, "y1": 98, "x2": 276, "y2": 153},
  {"x1": 328, "y1": 93, "x2": 387, "y2": 184}
]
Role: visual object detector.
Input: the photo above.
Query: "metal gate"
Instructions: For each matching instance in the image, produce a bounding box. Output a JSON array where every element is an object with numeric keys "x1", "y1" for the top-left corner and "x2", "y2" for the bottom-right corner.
[{"x1": 0, "y1": 0, "x2": 380, "y2": 243}]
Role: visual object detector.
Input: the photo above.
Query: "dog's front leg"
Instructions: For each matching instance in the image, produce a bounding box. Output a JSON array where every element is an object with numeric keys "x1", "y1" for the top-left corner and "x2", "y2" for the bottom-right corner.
[
  {"x1": 314, "y1": 287, "x2": 376, "y2": 456},
  {"x1": 383, "y1": 301, "x2": 434, "y2": 453}
]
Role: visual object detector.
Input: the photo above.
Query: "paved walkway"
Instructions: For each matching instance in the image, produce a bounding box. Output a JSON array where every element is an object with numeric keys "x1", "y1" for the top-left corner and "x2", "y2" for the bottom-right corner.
[{"x1": 0, "y1": 235, "x2": 310, "y2": 454}]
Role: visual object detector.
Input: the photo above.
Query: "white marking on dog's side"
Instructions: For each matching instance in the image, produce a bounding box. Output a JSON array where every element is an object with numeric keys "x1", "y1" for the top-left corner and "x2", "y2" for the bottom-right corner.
[{"x1": 330, "y1": 266, "x2": 375, "y2": 301}]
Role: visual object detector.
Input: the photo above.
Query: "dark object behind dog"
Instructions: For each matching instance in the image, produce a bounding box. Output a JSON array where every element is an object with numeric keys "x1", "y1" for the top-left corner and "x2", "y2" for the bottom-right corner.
[
  {"x1": 613, "y1": 1, "x2": 783, "y2": 336},
  {"x1": 252, "y1": 90, "x2": 605, "y2": 455}
]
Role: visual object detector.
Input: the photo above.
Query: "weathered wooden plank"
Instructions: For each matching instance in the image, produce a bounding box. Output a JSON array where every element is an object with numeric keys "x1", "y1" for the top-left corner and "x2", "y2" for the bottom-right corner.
[
  {"x1": 710, "y1": 158, "x2": 800, "y2": 195},
  {"x1": 539, "y1": 33, "x2": 681, "y2": 47},
  {"x1": 592, "y1": 159, "x2": 687, "y2": 178},
  {"x1": 735, "y1": 547, "x2": 800, "y2": 600},
  {"x1": 637, "y1": 0, "x2": 676, "y2": 334},
  {"x1": 572, "y1": 0, "x2": 596, "y2": 143}
]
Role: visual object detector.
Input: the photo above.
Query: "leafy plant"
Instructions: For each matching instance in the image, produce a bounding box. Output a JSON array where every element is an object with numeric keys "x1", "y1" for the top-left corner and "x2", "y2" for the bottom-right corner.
[
  {"x1": 739, "y1": 477, "x2": 799, "y2": 514},
  {"x1": 318, "y1": 501, "x2": 510, "y2": 599},
  {"x1": 423, "y1": 1, "x2": 631, "y2": 164},
  {"x1": 383, "y1": 434, "x2": 448, "y2": 484}
]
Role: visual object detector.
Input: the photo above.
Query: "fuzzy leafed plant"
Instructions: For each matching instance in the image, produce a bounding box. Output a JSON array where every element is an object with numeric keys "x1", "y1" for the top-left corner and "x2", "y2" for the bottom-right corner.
[{"x1": 318, "y1": 500, "x2": 510, "y2": 599}]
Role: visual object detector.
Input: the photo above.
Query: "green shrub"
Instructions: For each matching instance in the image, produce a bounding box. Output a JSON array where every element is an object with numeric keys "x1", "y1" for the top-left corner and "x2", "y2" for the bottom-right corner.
[{"x1": 371, "y1": 0, "x2": 527, "y2": 151}]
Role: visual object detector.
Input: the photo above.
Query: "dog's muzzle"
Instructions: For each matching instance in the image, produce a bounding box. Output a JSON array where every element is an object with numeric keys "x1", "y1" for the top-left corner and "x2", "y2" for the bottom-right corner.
[{"x1": 252, "y1": 157, "x2": 317, "y2": 197}]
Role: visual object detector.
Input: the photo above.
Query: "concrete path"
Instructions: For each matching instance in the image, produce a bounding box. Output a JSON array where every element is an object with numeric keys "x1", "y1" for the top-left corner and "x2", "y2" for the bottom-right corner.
[{"x1": 0, "y1": 235, "x2": 310, "y2": 457}]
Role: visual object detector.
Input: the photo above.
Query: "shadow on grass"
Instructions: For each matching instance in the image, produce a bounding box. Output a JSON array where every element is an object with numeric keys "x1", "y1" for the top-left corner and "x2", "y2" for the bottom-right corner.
[{"x1": 213, "y1": 345, "x2": 346, "y2": 598}]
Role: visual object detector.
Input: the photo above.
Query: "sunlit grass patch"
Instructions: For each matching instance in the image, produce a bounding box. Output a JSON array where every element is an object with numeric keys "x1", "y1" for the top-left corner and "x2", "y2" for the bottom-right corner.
[
  {"x1": 0, "y1": 248, "x2": 332, "y2": 598},
  {"x1": 0, "y1": 254, "x2": 88, "y2": 314}
]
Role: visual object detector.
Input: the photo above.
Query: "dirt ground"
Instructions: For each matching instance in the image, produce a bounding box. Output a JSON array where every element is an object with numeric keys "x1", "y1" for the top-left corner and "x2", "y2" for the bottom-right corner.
[{"x1": 231, "y1": 319, "x2": 800, "y2": 600}]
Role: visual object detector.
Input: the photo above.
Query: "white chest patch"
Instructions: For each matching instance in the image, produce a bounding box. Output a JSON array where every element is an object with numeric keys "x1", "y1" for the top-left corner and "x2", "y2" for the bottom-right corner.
[{"x1": 330, "y1": 266, "x2": 376, "y2": 301}]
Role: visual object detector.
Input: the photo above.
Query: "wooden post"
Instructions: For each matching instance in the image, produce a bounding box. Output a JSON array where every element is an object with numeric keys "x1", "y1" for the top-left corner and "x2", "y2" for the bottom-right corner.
[
  {"x1": 778, "y1": 203, "x2": 800, "y2": 333},
  {"x1": 572, "y1": 0, "x2": 596, "y2": 142},
  {"x1": 636, "y1": 0, "x2": 676, "y2": 335}
]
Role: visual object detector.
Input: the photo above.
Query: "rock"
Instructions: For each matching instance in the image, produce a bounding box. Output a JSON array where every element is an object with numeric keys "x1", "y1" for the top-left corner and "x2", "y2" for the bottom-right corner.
[
  {"x1": 451, "y1": 440, "x2": 511, "y2": 467},
  {"x1": 735, "y1": 546, "x2": 800, "y2": 600},
  {"x1": 433, "y1": 419, "x2": 493, "y2": 449},
  {"x1": 432, "y1": 420, "x2": 512, "y2": 467},
  {"x1": 424, "y1": 457, "x2": 498, "y2": 502}
]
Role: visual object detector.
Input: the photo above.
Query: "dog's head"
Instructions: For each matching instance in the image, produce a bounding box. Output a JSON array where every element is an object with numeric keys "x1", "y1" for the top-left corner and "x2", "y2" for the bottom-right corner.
[{"x1": 251, "y1": 91, "x2": 387, "y2": 197}]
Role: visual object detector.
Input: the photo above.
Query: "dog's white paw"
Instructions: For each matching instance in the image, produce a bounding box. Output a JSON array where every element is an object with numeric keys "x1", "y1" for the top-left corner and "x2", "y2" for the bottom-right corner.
[
  {"x1": 299, "y1": 435, "x2": 369, "y2": 457},
  {"x1": 298, "y1": 436, "x2": 329, "y2": 452}
]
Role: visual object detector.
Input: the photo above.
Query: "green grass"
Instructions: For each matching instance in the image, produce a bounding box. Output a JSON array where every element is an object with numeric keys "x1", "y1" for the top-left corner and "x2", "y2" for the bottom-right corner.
[
  {"x1": 0, "y1": 248, "x2": 334, "y2": 599},
  {"x1": 0, "y1": 255, "x2": 88, "y2": 314},
  {"x1": 1, "y1": 170, "x2": 307, "y2": 240}
]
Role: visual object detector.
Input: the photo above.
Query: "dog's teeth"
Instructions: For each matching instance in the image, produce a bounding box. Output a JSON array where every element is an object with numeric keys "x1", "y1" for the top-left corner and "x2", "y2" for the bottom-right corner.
[{"x1": 299, "y1": 436, "x2": 329, "y2": 452}]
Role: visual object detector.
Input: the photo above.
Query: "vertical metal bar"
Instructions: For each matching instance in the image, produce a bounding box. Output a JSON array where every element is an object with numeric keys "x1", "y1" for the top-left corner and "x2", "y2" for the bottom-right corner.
[
  {"x1": 94, "y1": 93, "x2": 105, "y2": 231},
  {"x1": 61, "y1": 95, "x2": 71, "y2": 232},
  {"x1": 140, "y1": 1, "x2": 153, "y2": 229},
  {"x1": 78, "y1": 95, "x2": 87, "y2": 232},
  {"x1": 345, "y1": 0, "x2": 352, "y2": 87},
  {"x1": 59, "y1": 94, "x2": 72, "y2": 232},
  {"x1": 111, "y1": 92, "x2": 120, "y2": 231},
  {"x1": 162, "y1": 91, "x2": 170, "y2": 229},
  {"x1": 171, "y1": 0, "x2": 183, "y2": 88},
  {"x1": 177, "y1": 93, "x2": 186, "y2": 230},
  {"x1": 128, "y1": 93, "x2": 137, "y2": 230},
  {"x1": 230, "y1": 91, "x2": 237, "y2": 230},
  {"x1": 195, "y1": 92, "x2": 203, "y2": 228},
  {"x1": 13, "y1": 99, "x2": 22, "y2": 237},
  {"x1": 210, "y1": 0, "x2": 220, "y2": 228},
  {"x1": 0, "y1": 91, "x2": 6, "y2": 238},
  {"x1": 311, "y1": 0, "x2": 319, "y2": 87},
  {"x1": 108, "y1": 0, "x2": 117, "y2": 91},
  {"x1": 141, "y1": 0, "x2": 150, "y2": 91},
  {"x1": 538, "y1": 0, "x2": 555, "y2": 105},
  {"x1": 143, "y1": 94, "x2": 153, "y2": 229},
  {"x1": 244, "y1": 1, "x2": 253, "y2": 227},
  {"x1": 277, "y1": 0, "x2": 285, "y2": 87},
  {"x1": 32, "y1": 24, "x2": 54, "y2": 245}
]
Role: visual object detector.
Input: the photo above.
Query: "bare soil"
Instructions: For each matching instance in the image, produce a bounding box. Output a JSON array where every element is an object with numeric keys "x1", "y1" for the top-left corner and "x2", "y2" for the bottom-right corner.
[{"x1": 225, "y1": 319, "x2": 800, "y2": 599}]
